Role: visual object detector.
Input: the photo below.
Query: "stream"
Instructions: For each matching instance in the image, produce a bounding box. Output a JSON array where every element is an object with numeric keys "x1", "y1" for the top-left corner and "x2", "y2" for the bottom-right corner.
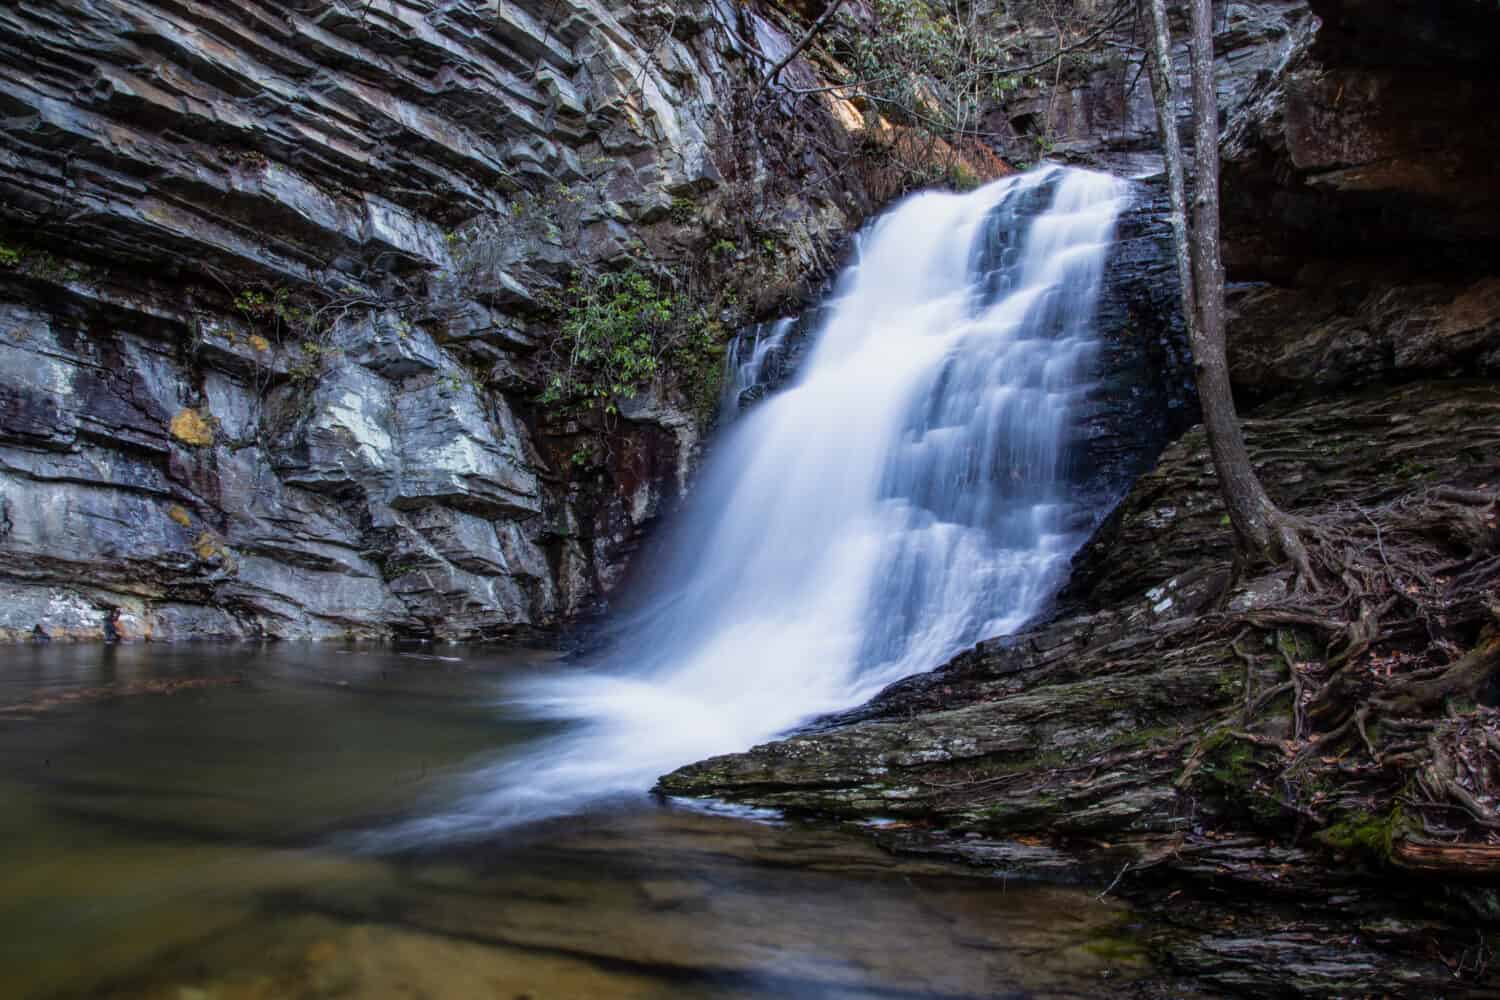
[{"x1": 1, "y1": 643, "x2": 1159, "y2": 999}]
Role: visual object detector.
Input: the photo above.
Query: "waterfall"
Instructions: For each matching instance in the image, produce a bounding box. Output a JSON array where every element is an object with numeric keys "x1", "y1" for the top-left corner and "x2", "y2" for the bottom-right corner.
[
  {"x1": 382, "y1": 166, "x2": 1129, "y2": 842},
  {"x1": 720, "y1": 316, "x2": 794, "y2": 420}
]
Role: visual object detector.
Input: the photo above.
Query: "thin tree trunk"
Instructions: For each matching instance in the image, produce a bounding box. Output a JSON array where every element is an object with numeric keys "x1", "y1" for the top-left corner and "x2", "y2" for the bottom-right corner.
[
  {"x1": 1142, "y1": 0, "x2": 1196, "y2": 340},
  {"x1": 1143, "y1": 0, "x2": 1294, "y2": 565}
]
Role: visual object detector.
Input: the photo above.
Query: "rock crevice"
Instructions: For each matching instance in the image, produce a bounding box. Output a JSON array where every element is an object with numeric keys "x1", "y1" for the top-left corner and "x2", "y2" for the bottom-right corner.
[{"x1": 0, "y1": 0, "x2": 882, "y2": 641}]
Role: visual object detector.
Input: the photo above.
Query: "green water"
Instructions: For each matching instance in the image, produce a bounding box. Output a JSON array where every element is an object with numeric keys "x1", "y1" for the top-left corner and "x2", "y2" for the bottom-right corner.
[{"x1": 0, "y1": 644, "x2": 1154, "y2": 999}]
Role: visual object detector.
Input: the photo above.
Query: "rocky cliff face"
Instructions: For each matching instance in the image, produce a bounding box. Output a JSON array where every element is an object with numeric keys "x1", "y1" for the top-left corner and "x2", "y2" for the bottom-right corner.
[
  {"x1": 1220, "y1": 0, "x2": 1500, "y2": 401},
  {"x1": 0, "y1": 0, "x2": 889, "y2": 641},
  {"x1": 10, "y1": 0, "x2": 1468, "y2": 648},
  {"x1": 992, "y1": 0, "x2": 1312, "y2": 175}
]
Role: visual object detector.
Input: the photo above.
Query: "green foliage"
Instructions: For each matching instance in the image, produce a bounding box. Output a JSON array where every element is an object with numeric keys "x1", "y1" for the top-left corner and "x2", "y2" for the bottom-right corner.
[
  {"x1": 540, "y1": 268, "x2": 730, "y2": 425},
  {"x1": 843, "y1": 0, "x2": 1021, "y2": 141},
  {"x1": 380, "y1": 560, "x2": 426, "y2": 580},
  {"x1": 232, "y1": 284, "x2": 316, "y2": 336},
  {"x1": 26, "y1": 251, "x2": 86, "y2": 283},
  {"x1": 229, "y1": 283, "x2": 344, "y2": 382},
  {"x1": 541, "y1": 270, "x2": 676, "y2": 413},
  {"x1": 286, "y1": 340, "x2": 331, "y2": 382},
  {"x1": 233, "y1": 288, "x2": 270, "y2": 321},
  {"x1": 1187, "y1": 729, "x2": 1283, "y2": 825},
  {"x1": 0, "y1": 240, "x2": 89, "y2": 282},
  {"x1": 1316, "y1": 807, "x2": 1409, "y2": 863},
  {"x1": 906, "y1": 159, "x2": 984, "y2": 192},
  {"x1": 1195, "y1": 730, "x2": 1258, "y2": 789},
  {"x1": 672, "y1": 313, "x2": 731, "y2": 424},
  {"x1": 946, "y1": 162, "x2": 982, "y2": 191}
]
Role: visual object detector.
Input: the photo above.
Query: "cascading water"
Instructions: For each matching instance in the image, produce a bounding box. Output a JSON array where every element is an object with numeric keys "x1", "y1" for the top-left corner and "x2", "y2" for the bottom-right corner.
[
  {"x1": 385, "y1": 165, "x2": 1129, "y2": 842},
  {"x1": 720, "y1": 316, "x2": 794, "y2": 419}
]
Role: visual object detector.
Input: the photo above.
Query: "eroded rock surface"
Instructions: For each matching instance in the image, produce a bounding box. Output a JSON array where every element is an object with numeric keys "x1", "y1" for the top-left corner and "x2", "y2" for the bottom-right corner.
[
  {"x1": 1220, "y1": 0, "x2": 1500, "y2": 400},
  {"x1": 661, "y1": 380, "x2": 1500, "y2": 996},
  {"x1": 0, "y1": 0, "x2": 1216, "y2": 642},
  {"x1": 0, "y1": 0, "x2": 885, "y2": 640}
]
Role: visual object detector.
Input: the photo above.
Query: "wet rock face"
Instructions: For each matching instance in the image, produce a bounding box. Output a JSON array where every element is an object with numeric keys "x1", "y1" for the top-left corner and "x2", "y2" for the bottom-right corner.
[
  {"x1": 660, "y1": 378, "x2": 1500, "y2": 865},
  {"x1": 992, "y1": 0, "x2": 1311, "y2": 175},
  {"x1": 1069, "y1": 181, "x2": 1199, "y2": 527},
  {"x1": 0, "y1": 0, "x2": 870, "y2": 641}
]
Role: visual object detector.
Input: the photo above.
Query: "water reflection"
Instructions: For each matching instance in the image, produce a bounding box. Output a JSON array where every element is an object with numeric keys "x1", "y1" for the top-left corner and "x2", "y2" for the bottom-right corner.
[{"x1": 1, "y1": 644, "x2": 1152, "y2": 999}]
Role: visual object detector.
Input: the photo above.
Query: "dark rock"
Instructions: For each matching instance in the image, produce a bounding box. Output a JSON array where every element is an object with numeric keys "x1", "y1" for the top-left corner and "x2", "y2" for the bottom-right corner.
[
  {"x1": 1070, "y1": 180, "x2": 1199, "y2": 524},
  {"x1": 1069, "y1": 381, "x2": 1500, "y2": 607},
  {"x1": 661, "y1": 378, "x2": 1500, "y2": 996},
  {"x1": 1218, "y1": 0, "x2": 1500, "y2": 405},
  {"x1": 0, "y1": 0, "x2": 878, "y2": 641}
]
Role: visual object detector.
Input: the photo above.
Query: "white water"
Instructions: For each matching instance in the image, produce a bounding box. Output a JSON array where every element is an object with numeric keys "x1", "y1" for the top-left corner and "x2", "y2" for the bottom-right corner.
[
  {"x1": 382, "y1": 166, "x2": 1129, "y2": 843},
  {"x1": 721, "y1": 316, "x2": 794, "y2": 420}
]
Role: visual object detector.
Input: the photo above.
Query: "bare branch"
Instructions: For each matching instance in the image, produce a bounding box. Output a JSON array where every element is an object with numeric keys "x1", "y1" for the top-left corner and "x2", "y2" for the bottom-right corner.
[{"x1": 754, "y1": 0, "x2": 847, "y2": 101}]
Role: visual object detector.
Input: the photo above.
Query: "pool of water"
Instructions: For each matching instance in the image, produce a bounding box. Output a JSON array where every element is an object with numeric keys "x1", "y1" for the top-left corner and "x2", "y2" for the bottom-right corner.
[{"x1": 0, "y1": 643, "x2": 1157, "y2": 999}]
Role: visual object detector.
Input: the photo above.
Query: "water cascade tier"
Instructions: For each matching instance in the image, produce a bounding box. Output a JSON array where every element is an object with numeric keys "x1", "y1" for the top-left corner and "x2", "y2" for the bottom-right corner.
[{"x1": 387, "y1": 165, "x2": 1129, "y2": 842}]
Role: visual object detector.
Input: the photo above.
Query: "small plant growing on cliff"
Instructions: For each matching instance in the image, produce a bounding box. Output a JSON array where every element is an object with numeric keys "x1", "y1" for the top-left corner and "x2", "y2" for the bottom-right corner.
[
  {"x1": 233, "y1": 288, "x2": 269, "y2": 321},
  {"x1": 287, "y1": 341, "x2": 333, "y2": 382},
  {"x1": 539, "y1": 267, "x2": 732, "y2": 425},
  {"x1": 541, "y1": 270, "x2": 675, "y2": 413}
]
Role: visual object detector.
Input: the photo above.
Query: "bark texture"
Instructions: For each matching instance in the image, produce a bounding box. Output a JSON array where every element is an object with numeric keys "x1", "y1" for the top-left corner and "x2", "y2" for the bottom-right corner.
[{"x1": 1144, "y1": 0, "x2": 1293, "y2": 567}]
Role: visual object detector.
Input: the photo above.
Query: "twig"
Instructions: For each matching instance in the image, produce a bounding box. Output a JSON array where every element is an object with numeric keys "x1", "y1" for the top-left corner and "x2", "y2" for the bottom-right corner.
[
  {"x1": 1096, "y1": 860, "x2": 1132, "y2": 901},
  {"x1": 754, "y1": 0, "x2": 847, "y2": 101}
]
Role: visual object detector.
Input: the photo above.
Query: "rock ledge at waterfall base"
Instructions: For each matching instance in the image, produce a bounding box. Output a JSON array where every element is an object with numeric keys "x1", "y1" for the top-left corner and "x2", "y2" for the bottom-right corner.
[{"x1": 660, "y1": 379, "x2": 1500, "y2": 997}]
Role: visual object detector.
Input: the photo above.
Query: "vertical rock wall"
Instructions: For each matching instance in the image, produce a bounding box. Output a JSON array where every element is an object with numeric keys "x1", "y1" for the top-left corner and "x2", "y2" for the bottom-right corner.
[{"x1": 0, "y1": 0, "x2": 876, "y2": 641}]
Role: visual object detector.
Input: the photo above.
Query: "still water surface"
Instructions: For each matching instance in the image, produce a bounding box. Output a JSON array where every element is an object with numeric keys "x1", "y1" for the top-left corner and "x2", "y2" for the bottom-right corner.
[{"x1": 1, "y1": 644, "x2": 1154, "y2": 999}]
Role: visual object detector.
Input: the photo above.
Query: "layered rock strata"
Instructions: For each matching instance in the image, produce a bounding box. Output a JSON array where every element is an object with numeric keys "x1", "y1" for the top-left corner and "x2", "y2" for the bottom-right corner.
[{"x1": 0, "y1": 0, "x2": 878, "y2": 640}]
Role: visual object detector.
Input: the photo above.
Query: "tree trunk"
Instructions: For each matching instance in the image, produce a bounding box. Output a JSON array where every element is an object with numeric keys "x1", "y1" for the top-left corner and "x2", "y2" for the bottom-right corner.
[
  {"x1": 1142, "y1": 0, "x2": 1196, "y2": 334},
  {"x1": 1143, "y1": 0, "x2": 1293, "y2": 566}
]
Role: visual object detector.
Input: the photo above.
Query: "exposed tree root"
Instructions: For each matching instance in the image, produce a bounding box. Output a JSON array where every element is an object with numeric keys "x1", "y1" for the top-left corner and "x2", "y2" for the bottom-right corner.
[
  {"x1": 1391, "y1": 839, "x2": 1500, "y2": 876},
  {"x1": 1197, "y1": 484, "x2": 1500, "y2": 867}
]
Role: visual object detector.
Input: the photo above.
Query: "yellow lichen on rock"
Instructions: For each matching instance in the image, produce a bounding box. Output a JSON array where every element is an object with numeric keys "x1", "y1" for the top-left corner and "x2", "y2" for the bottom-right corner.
[
  {"x1": 192, "y1": 530, "x2": 233, "y2": 568},
  {"x1": 248, "y1": 334, "x2": 271, "y2": 352},
  {"x1": 167, "y1": 504, "x2": 192, "y2": 528},
  {"x1": 169, "y1": 407, "x2": 215, "y2": 447}
]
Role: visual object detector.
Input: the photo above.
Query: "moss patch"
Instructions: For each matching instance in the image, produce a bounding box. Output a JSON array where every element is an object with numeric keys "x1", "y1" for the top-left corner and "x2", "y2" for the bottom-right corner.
[
  {"x1": 1316, "y1": 807, "x2": 1409, "y2": 863},
  {"x1": 192, "y1": 531, "x2": 233, "y2": 568}
]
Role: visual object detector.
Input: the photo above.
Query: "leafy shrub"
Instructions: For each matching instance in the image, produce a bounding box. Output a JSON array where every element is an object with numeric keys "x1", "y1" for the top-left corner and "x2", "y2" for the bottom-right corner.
[
  {"x1": 541, "y1": 268, "x2": 728, "y2": 422},
  {"x1": 542, "y1": 270, "x2": 676, "y2": 412}
]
